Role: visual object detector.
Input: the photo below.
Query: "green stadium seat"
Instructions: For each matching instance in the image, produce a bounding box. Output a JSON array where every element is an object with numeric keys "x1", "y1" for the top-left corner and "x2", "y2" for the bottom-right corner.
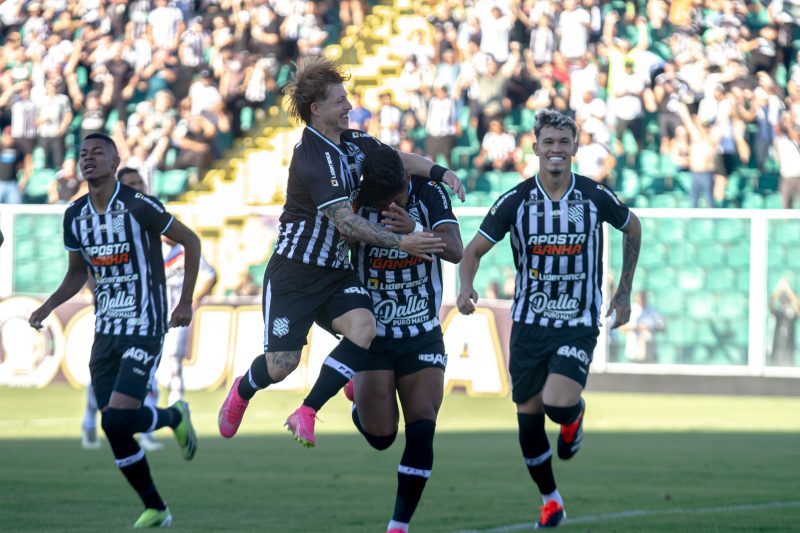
[
  {"x1": 638, "y1": 242, "x2": 667, "y2": 268},
  {"x1": 647, "y1": 266, "x2": 676, "y2": 290},
  {"x1": 714, "y1": 219, "x2": 746, "y2": 242},
  {"x1": 695, "y1": 243, "x2": 725, "y2": 268},
  {"x1": 669, "y1": 317, "x2": 697, "y2": 345},
  {"x1": 654, "y1": 289, "x2": 682, "y2": 315},
  {"x1": 32, "y1": 147, "x2": 47, "y2": 170},
  {"x1": 726, "y1": 242, "x2": 750, "y2": 268},
  {"x1": 706, "y1": 268, "x2": 736, "y2": 291},
  {"x1": 498, "y1": 172, "x2": 521, "y2": 192},
  {"x1": 771, "y1": 221, "x2": 800, "y2": 244},
  {"x1": 717, "y1": 292, "x2": 748, "y2": 320},
  {"x1": 741, "y1": 191, "x2": 764, "y2": 209},
  {"x1": 786, "y1": 246, "x2": 800, "y2": 269},
  {"x1": 638, "y1": 150, "x2": 660, "y2": 176},
  {"x1": 24, "y1": 169, "x2": 57, "y2": 203},
  {"x1": 686, "y1": 219, "x2": 715, "y2": 243},
  {"x1": 677, "y1": 267, "x2": 704, "y2": 291},
  {"x1": 153, "y1": 170, "x2": 189, "y2": 199},
  {"x1": 650, "y1": 193, "x2": 677, "y2": 208},
  {"x1": 765, "y1": 193, "x2": 783, "y2": 209}
]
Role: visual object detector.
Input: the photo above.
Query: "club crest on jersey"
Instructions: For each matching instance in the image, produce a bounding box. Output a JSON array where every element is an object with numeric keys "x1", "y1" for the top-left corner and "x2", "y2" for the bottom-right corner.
[
  {"x1": 272, "y1": 317, "x2": 290, "y2": 338},
  {"x1": 112, "y1": 215, "x2": 125, "y2": 234},
  {"x1": 568, "y1": 205, "x2": 583, "y2": 224}
]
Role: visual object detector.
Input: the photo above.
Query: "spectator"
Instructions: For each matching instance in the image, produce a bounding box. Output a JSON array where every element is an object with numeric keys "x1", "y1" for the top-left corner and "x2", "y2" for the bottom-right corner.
[
  {"x1": 424, "y1": 83, "x2": 458, "y2": 167},
  {"x1": 0, "y1": 81, "x2": 36, "y2": 184},
  {"x1": 188, "y1": 69, "x2": 222, "y2": 116},
  {"x1": 556, "y1": 0, "x2": 591, "y2": 62},
  {"x1": 770, "y1": 277, "x2": 799, "y2": 367},
  {"x1": 348, "y1": 92, "x2": 372, "y2": 132},
  {"x1": 148, "y1": 0, "x2": 184, "y2": 51},
  {"x1": 0, "y1": 126, "x2": 24, "y2": 204},
  {"x1": 620, "y1": 291, "x2": 666, "y2": 363},
  {"x1": 676, "y1": 102, "x2": 717, "y2": 208},
  {"x1": 575, "y1": 130, "x2": 616, "y2": 186},
  {"x1": 773, "y1": 111, "x2": 800, "y2": 209},
  {"x1": 609, "y1": 59, "x2": 646, "y2": 151},
  {"x1": 473, "y1": 118, "x2": 516, "y2": 172},
  {"x1": 35, "y1": 78, "x2": 72, "y2": 169},
  {"x1": 376, "y1": 91, "x2": 403, "y2": 147},
  {"x1": 48, "y1": 158, "x2": 80, "y2": 204}
]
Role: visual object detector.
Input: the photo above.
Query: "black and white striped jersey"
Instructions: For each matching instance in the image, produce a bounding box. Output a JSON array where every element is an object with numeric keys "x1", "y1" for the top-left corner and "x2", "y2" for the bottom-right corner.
[
  {"x1": 479, "y1": 173, "x2": 630, "y2": 328},
  {"x1": 353, "y1": 176, "x2": 458, "y2": 338},
  {"x1": 63, "y1": 182, "x2": 174, "y2": 336},
  {"x1": 273, "y1": 127, "x2": 386, "y2": 270}
]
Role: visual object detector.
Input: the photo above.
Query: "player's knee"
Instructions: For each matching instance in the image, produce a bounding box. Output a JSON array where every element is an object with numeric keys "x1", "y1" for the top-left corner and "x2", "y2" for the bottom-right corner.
[
  {"x1": 266, "y1": 352, "x2": 300, "y2": 382},
  {"x1": 363, "y1": 431, "x2": 397, "y2": 450},
  {"x1": 101, "y1": 408, "x2": 133, "y2": 437},
  {"x1": 543, "y1": 402, "x2": 583, "y2": 425},
  {"x1": 345, "y1": 314, "x2": 376, "y2": 348}
]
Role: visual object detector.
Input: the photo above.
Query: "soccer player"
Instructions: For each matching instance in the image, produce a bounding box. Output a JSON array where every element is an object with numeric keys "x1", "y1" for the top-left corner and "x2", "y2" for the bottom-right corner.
[
  {"x1": 457, "y1": 110, "x2": 641, "y2": 528},
  {"x1": 345, "y1": 144, "x2": 462, "y2": 533},
  {"x1": 218, "y1": 55, "x2": 465, "y2": 447},
  {"x1": 80, "y1": 168, "x2": 176, "y2": 453},
  {"x1": 29, "y1": 133, "x2": 201, "y2": 528}
]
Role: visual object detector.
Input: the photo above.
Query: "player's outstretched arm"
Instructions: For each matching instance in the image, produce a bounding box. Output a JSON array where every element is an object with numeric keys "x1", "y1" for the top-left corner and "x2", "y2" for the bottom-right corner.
[
  {"x1": 163, "y1": 218, "x2": 201, "y2": 327},
  {"x1": 397, "y1": 151, "x2": 465, "y2": 202},
  {"x1": 457, "y1": 234, "x2": 495, "y2": 315},
  {"x1": 323, "y1": 199, "x2": 445, "y2": 260},
  {"x1": 606, "y1": 211, "x2": 642, "y2": 329},
  {"x1": 29, "y1": 251, "x2": 88, "y2": 329}
]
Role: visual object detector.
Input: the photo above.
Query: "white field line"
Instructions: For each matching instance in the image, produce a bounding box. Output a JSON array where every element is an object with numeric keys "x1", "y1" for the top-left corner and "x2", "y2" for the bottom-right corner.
[{"x1": 450, "y1": 500, "x2": 800, "y2": 532}]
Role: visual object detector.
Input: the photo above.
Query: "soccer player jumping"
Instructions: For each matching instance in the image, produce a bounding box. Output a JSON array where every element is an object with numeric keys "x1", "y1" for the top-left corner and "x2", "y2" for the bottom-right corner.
[
  {"x1": 458, "y1": 110, "x2": 641, "y2": 528},
  {"x1": 346, "y1": 144, "x2": 462, "y2": 533},
  {"x1": 217, "y1": 56, "x2": 465, "y2": 447},
  {"x1": 29, "y1": 133, "x2": 201, "y2": 528}
]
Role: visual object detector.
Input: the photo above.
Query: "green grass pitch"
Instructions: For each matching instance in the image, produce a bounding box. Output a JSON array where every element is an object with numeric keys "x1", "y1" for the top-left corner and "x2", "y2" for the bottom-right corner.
[{"x1": 1, "y1": 384, "x2": 799, "y2": 532}]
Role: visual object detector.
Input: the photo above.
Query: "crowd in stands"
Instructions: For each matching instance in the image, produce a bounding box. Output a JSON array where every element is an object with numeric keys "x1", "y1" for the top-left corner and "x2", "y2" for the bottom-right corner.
[
  {"x1": 349, "y1": 0, "x2": 800, "y2": 209},
  {"x1": 1, "y1": 0, "x2": 799, "y2": 211},
  {"x1": 0, "y1": 0, "x2": 353, "y2": 204}
]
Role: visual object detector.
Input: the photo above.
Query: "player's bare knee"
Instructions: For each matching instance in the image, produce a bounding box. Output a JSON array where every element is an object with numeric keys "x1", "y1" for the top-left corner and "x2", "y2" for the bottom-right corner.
[
  {"x1": 342, "y1": 312, "x2": 376, "y2": 348},
  {"x1": 266, "y1": 351, "x2": 300, "y2": 382}
]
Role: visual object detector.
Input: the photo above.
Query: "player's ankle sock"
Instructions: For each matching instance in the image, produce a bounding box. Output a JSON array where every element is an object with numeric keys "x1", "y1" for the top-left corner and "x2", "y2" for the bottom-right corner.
[
  {"x1": 237, "y1": 354, "x2": 273, "y2": 400},
  {"x1": 106, "y1": 407, "x2": 180, "y2": 434},
  {"x1": 393, "y1": 419, "x2": 435, "y2": 523},
  {"x1": 387, "y1": 519, "x2": 409, "y2": 532},
  {"x1": 518, "y1": 413, "x2": 556, "y2": 495},
  {"x1": 542, "y1": 489, "x2": 563, "y2": 506},
  {"x1": 101, "y1": 410, "x2": 165, "y2": 511},
  {"x1": 121, "y1": 458, "x2": 166, "y2": 510},
  {"x1": 303, "y1": 339, "x2": 367, "y2": 411}
]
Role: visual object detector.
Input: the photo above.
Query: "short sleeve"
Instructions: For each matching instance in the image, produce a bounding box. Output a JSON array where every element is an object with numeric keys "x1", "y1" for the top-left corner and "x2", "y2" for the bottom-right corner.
[
  {"x1": 63, "y1": 209, "x2": 80, "y2": 251},
  {"x1": 416, "y1": 177, "x2": 458, "y2": 229},
  {"x1": 132, "y1": 192, "x2": 175, "y2": 234},
  {"x1": 479, "y1": 188, "x2": 521, "y2": 244},
  {"x1": 594, "y1": 183, "x2": 630, "y2": 230}
]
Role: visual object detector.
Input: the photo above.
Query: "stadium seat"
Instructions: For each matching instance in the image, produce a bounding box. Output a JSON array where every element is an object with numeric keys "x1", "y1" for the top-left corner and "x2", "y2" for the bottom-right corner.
[
  {"x1": 24, "y1": 169, "x2": 57, "y2": 203},
  {"x1": 706, "y1": 267, "x2": 736, "y2": 291},
  {"x1": 714, "y1": 219, "x2": 745, "y2": 242},
  {"x1": 771, "y1": 220, "x2": 800, "y2": 244},
  {"x1": 677, "y1": 267, "x2": 705, "y2": 291},
  {"x1": 686, "y1": 219, "x2": 715, "y2": 243}
]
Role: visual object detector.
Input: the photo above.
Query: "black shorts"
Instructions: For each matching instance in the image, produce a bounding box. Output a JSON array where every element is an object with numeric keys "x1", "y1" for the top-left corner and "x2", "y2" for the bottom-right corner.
[
  {"x1": 89, "y1": 334, "x2": 164, "y2": 409},
  {"x1": 508, "y1": 322, "x2": 598, "y2": 404},
  {"x1": 361, "y1": 327, "x2": 447, "y2": 378},
  {"x1": 262, "y1": 254, "x2": 373, "y2": 352}
]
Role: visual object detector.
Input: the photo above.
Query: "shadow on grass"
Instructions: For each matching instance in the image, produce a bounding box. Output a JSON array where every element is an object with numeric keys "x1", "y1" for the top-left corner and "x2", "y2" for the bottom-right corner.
[{"x1": 0, "y1": 431, "x2": 797, "y2": 532}]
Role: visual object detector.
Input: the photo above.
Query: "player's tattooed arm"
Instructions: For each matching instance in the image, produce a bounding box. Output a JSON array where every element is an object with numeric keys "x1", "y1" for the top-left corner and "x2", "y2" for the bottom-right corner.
[
  {"x1": 607, "y1": 212, "x2": 642, "y2": 328},
  {"x1": 322, "y1": 200, "x2": 445, "y2": 260},
  {"x1": 323, "y1": 200, "x2": 402, "y2": 248}
]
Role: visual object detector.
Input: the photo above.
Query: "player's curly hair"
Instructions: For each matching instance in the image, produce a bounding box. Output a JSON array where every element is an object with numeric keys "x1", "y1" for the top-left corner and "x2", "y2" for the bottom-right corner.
[
  {"x1": 533, "y1": 109, "x2": 578, "y2": 141},
  {"x1": 357, "y1": 144, "x2": 406, "y2": 208},
  {"x1": 284, "y1": 56, "x2": 351, "y2": 125}
]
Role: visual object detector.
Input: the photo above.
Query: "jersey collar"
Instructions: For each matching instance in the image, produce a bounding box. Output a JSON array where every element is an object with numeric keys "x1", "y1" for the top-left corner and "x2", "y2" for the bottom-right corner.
[
  {"x1": 534, "y1": 172, "x2": 575, "y2": 202},
  {"x1": 88, "y1": 180, "x2": 120, "y2": 215},
  {"x1": 307, "y1": 126, "x2": 346, "y2": 157}
]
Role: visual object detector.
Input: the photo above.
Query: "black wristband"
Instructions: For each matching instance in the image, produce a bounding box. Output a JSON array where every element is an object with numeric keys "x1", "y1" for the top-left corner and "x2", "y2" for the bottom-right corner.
[{"x1": 430, "y1": 164, "x2": 448, "y2": 182}]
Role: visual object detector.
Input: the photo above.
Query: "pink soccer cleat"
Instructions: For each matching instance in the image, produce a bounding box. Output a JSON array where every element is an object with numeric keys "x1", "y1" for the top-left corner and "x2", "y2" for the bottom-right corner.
[
  {"x1": 285, "y1": 405, "x2": 317, "y2": 447},
  {"x1": 343, "y1": 379, "x2": 355, "y2": 402},
  {"x1": 387, "y1": 529, "x2": 407, "y2": 533},
  {"x1": 218, "y1": 376, "x2": 249, "y2": 438}
]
